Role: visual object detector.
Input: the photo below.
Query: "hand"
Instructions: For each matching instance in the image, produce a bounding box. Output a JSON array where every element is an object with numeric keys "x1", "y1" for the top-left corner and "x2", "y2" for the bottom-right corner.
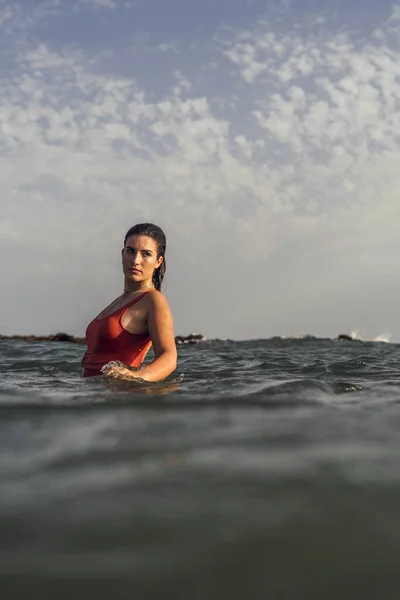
[{"x1": 101, "y1": 361, "x2": 143, "y2": 380}]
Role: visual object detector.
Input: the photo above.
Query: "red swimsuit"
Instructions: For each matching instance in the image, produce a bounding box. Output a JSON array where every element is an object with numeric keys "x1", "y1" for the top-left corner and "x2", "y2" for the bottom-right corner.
[{"x1": 81, "y1": 293, "x2": 152, "y2": 377}]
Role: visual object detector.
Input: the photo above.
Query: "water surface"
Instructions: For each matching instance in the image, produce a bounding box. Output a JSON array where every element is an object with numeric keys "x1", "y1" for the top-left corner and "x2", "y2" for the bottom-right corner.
[{"x1": 1, "y1": 337, "x2": 400, "y2": 599}]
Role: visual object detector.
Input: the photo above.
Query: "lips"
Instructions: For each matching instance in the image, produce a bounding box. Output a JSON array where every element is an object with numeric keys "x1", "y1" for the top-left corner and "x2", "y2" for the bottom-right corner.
[{"x1": 130, "y1": 268, "x2": 141, "y2": 274}]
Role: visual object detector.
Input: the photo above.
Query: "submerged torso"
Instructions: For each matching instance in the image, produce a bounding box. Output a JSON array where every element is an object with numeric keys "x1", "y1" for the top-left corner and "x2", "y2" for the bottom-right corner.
[{"x1": 81, "y1": 293, "x2": 152, "y2": 377}]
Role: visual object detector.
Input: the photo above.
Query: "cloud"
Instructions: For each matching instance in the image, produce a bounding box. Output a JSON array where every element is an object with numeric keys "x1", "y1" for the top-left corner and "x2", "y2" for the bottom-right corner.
[
  {"x1": 75, "y1": 0, "x2": 117, "y2": 9},
  {"x1": 0, "y1": 0, "x2": 63, "y2": 31},
  {"x1": 1, "y1": 1, "x2": 400, "y2": 339}
]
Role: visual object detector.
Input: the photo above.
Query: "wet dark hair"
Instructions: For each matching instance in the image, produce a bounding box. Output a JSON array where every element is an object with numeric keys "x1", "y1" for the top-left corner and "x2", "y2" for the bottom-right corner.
[{"x1": 123, "y1": 223, "x2": 166, "y2": 291}]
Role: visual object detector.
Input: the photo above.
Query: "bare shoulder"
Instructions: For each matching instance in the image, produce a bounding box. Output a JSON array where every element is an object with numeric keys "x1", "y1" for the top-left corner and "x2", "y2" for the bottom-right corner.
[{"x1": 144, "y1": 290, "x2": 172, "y2": 311}]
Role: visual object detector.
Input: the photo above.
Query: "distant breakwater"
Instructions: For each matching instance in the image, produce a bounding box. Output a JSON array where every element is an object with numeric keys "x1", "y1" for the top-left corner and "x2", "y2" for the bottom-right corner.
[
  {"x1": 0, "y1": 332, "x2": 367, "y2": 346},
  {"x1": 0, "y1": 332, "x2": 206, "y2": 345}
]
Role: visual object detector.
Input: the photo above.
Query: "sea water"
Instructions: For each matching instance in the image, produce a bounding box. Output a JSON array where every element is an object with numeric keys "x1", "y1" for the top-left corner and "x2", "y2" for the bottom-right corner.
[{"x1": 1, "y1": 337, "x2": 400, "y2": 599}]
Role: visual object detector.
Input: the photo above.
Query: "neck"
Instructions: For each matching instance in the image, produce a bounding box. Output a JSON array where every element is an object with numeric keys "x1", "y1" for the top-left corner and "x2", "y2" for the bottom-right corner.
[{"x1": 123, "y1": 281, "x2": 154, "y2": 294}]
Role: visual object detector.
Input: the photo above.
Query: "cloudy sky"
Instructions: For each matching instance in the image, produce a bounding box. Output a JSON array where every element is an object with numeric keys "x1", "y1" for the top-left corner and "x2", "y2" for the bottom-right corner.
[{"x1": 1, "y1": 0, "x2": 399, "y2": 341}]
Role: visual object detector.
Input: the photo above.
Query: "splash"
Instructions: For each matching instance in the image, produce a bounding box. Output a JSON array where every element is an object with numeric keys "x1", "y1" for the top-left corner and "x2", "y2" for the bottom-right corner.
[
  {"x1": 345, "y1": 331, "x2": 392, "y2": 343},
  {"x1": 374, "y1": 333, "x2": 391, "y2": 343},
  {"x1": 350, "y1": 330, "x2": 362, "y2": 341}
]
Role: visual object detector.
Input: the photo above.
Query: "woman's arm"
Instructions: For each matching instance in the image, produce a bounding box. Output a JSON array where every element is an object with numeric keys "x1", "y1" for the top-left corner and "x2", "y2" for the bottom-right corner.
[
  {"x1": 139, "y1": 291, "x2": 177, "y2": 381},
  {"x1": 103, "y1": 292, "x2": 177, "y2": 382}
]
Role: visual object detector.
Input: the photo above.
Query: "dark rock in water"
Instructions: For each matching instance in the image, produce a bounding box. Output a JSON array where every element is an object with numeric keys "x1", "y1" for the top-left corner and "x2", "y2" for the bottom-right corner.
[
  {"x1": 337, "y1": 334, "x2": 355, "y2": 341},
  {"x1": 50, "y1": 332, "x2": 76, "y2": 342},
  {"x1": 175, "y1": 333, "x2": 205, "y2": 345}
]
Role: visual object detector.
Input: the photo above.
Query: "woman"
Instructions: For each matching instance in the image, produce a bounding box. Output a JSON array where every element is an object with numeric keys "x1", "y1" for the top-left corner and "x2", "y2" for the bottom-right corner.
[{"x1": 81, "y1": 223, "x2": 177, "y2": 381}]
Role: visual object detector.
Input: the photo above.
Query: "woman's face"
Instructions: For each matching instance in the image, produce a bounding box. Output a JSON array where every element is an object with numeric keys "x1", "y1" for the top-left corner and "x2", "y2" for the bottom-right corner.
[{"x1": 122, "y1": 235, "x2": 162, "y2": 286}]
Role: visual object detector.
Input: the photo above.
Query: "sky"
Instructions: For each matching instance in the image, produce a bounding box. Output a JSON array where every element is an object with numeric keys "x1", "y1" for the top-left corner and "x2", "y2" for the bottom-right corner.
[{"x1": 1, "y1": 0, "x2": 400, "y2": 341}]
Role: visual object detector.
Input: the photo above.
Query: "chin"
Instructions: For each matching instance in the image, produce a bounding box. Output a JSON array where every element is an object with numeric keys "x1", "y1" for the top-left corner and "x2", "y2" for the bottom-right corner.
[{"x1": 130, "y1": 276, "x2": 146, "y2": 285}]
